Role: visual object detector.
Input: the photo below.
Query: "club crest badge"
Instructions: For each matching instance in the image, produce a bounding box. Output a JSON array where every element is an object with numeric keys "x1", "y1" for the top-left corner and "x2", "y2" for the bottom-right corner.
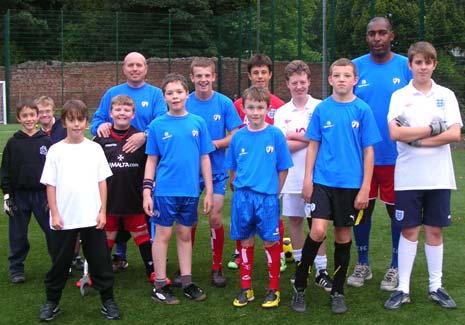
[
  {"x1": 141, "y1": 101, "x2": 149, "y2": 108},
  {"x1": 266, "y1": 146, "x2": 274, "y2": 153},
  {"x1": 395, "y1": 210, "x2": 404, "y2": 221}
]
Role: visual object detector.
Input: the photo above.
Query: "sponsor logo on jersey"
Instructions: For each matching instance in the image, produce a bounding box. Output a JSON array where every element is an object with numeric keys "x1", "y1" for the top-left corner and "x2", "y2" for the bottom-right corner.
[
  {"x1": 266, "y1": 146, "x2": 274, "y2": 154},
  {"x1": 117, "y1": 154, "x2": 124, "y2": 161},
  {"x1": 105, "y1": 143, "x2": 117, "y2": 147},
  {"x1": 39, "y1": 145, "x2": 48, "y2": 156},
  {"x1": 162, "y1": 132, "x2": 172, "y2": 140},
  {"x1": 272, "y1": 228, "x2": 279, "y2": 236},
  {"x1": 239, "y1": 148, "x2": 247, "y2": 156},
  {"x1": 357, "y1": 79, "x2": 370, "y2": 88},
  {"x1": 268, "y1": 108, "x2": 277, "y2": 119},
  {"x1": 349, "y1": 214, "x2": 355, "y2": 221},
  {"x1": 393, "y1": 77, "x2": 401, "y2": 85},
  {"x1": 192, "y1": 129, "x2": 199, "y2": 137},
  {"x1": 108, "y1": 161, "x2": 140, "y2": 168},
  {"x1": 213, "y1": 114, "x2": 221, "y2": 121},
  {"x1": 351, "y1": 120, "x2": 360, "y2": 128},
  {"x1": 141, "y1": 101, "x2": 149, "y2": 108},
  {"x1": 323, "y1": 121, "x2": 334, "y2": 129},
  {"x1": 395, "y1": 209, "x2": 404, "y2": 221}
]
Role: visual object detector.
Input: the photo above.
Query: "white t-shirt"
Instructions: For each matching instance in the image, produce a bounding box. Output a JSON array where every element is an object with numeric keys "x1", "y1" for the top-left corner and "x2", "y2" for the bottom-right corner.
[
  {"x1": 41, "y1": 138, "x2": 112, "y2": 230},
  {"x1": 387, "y1": 80, "x2": 463, "y2": 190},
  {"x1": 274, "y1": 95, "x2": 321, "y2": 193}
]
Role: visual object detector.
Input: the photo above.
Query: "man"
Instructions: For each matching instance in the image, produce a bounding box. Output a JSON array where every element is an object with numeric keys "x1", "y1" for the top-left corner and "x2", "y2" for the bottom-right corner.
[
  {"x1": 90, "y1": 52, "x2": 167, "y2": 273},
  {"x1": 348, "y1": 17, "x2": 412, "y2": 291}
]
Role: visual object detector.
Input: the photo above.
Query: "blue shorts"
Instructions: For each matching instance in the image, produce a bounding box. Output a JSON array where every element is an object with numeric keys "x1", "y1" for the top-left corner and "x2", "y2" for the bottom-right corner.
[
  {"x1": 230, "y1": 188, "x2": 280, "y2": 242},
  {"x1": 200, "y1": 173, "x2": 228, "y2": 195},
  {"x1": 394, "y1": 190, "x2": 451, "y2": 228},
  {"x1": 153, "y1": 196, "x2": 199, "y2": 227}
]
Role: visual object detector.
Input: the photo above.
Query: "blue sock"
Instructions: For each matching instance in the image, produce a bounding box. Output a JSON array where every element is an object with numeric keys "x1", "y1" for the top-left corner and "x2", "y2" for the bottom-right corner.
[
  {"x1": 115, "y1": 243, "x2": 127, "y2": 260},
  {"x1": 390, "y1": 221, "x2": 401, "y2": 268},
  {"x1": 353, "y1": 215, "x2": 371, "y2": 265}
]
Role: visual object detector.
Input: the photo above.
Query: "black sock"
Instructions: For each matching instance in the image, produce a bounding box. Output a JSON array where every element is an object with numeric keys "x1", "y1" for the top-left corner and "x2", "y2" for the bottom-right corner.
[
  {"x1": 331, "y1": 241, "x2": 352, "y2": 295},
  {"x1": 138, "y1": 241, "x2": 153, "y2": 276},
  {"x1": 294, "y1": 236, "x2": 322, "y2": 290}
]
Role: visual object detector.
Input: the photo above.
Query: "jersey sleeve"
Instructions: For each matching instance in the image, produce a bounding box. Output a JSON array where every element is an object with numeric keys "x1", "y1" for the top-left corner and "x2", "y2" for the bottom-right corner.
[
  {"x1": 275, "y1": 129, "x2": 294, "y2": 171},
  {"x1": 226, "y1": 135, "x2": 237, "y2": 171},
  {"x1": 95, "y1": 145, "x2": 113, "y2": 181},
  {"x1": 151, "y1": 88, "x2": 168, "y2": 122},
  {"x1": 273, "y1": 107, "x2": 288, "y2": 136},
  {"x1": 224, "y1": 99, "x2": 243, "y2": 131},
  {"x1": 0, "y1": 140, "x2": 12, "y2": 194},
  {"x1": 90, "y1": 90, "x2": 113, "y2": 135},
  {"x1": 199, "y1": 119, "x2": 215, "y2": 155},
  {"x1": 387, "y1": 90, "x2": 403, "y2": 123},
  {"x1": 40, "y1": 147, "x2": 57, "y2": 186},
  {"x1": 305, "y1": 105, "x2": 322, "y2": 141}
]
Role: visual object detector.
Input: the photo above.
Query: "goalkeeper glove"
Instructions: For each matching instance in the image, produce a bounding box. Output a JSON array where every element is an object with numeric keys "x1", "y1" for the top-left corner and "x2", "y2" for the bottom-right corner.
[
  {"x1": 3, "y1": 194, "x2": 17, "y2": 217},
  {"x1": 395, "y1": 115, "x2": 410, "y2": 127},
  {"x1": 430, "y1": 117, "x2": 447, "y2": 136}
]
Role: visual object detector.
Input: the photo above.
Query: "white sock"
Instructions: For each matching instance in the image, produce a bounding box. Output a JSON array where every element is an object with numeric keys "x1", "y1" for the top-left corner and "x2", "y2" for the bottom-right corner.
[
  {"x1": 397, "y1": 234, "x2": 418, "y2": 294},
  {"x1": 314, "y1": 254, "x2": 328, "y2": 276},
  {"x1": 293, "y1": 249, "x2": 302, "y2": 263},
  {"x1": 425, "y1": 243, "x2": 443, "y2": 292}
]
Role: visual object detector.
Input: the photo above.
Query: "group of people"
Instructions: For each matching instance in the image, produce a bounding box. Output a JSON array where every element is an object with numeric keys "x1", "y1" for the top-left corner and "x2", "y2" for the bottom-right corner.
[{"x1": 0, "y1": 16, "x2": 462, "y2": 322}]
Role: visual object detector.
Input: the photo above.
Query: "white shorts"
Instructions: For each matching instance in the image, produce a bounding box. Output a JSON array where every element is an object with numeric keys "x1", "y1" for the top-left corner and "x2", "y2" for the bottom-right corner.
[{"x1": 282, "y1": 193, "x2": 306, "y2": 217}]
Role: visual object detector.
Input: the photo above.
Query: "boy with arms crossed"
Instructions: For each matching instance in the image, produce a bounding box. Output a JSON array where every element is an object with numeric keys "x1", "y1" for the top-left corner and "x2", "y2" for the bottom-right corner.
[
  {"x1": 143, "y1": 73, "x2": 214, "y2": 304},
  {"x1": 291, "y1": 59, "x2": 381, "y2": 314},
  {"x1": 185, "y1": 57, "x2": 242, "y2": 287},
  {"x1": 274, "y1": 60, "x2": 333, "y2": 291},
  {"x1": 384, "y1": 41, "x2": 462, "y2": 310},
  {"x1": 39, "y1": 100, "x2": 120, "y2": 321},
  {"x1": 94, "y1": 95, "x2": 154, "y2": 281},
  {"x1": 1, "y1": 99, "x2": 52, "y2": 284},
  {"x1": 227, "y1": 86, "x2": 293, "y2": 308}
]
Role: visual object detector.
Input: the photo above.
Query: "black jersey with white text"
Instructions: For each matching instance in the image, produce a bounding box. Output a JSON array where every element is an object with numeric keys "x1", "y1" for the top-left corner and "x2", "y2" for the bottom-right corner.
[{"x1": 94, "y1": 126, "x2": 146, "y2": 215}]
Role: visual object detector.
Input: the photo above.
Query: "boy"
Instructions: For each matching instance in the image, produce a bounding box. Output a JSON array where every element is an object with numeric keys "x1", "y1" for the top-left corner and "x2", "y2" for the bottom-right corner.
[
  {"x1": 384, "y1": 41, "x2": 462, "y2": 310},
  {"x1": 291, "y1": 59, "x2": 381, "y2": 314},
  {"x1": 1, "y1": 99, "x2": 52, "y2": 284},
  {"x1": 36, "y1": 96, "x2": 83, "y2": 273},
  {"x1": 35, "y1": 96, "x2": 67, "y2": 144},
  {"x1": 185, "y1": 57, "x2": 242, "y2": 287},
  {"x1": 229, "y1": 53, "x2": 287, "y2": 272},
  {"x1": 94, "y1": 94, "x2": 154, "y2": 281},
  {"x1": 227, "y1": 85, "x2": 293, "y2": 309},
  {"x1": 273, "y1": 60, "x2": 332, "y2": 291},
  {"x1": 39, "y1": 99, "x2": 120, "y2": 321},
  {"x1": 143, "y1": 73, "x2": 214, "y2": 304}
]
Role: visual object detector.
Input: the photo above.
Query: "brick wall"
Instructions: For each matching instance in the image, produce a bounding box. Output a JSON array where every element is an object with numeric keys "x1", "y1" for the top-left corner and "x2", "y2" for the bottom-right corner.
[{"x1": 0, "y1": 58, "x2": 323, "y2": 119}]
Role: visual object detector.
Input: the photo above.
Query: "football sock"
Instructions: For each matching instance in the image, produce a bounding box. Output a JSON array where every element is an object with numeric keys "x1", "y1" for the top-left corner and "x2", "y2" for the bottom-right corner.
[
  {"x1": 279, "y1": 218, "x2": 285, "y2": 259},
  {"x1": 292, "y1": 249, "x2": 302, "y2": 263},
  {"x1": 390, "y1": 221, "x2": 401, "y2": 268},
  {"x1": 397, "y1": 234, "x2": 418, "y2": 294},
  {"x1": 180, "y1": 274, "x2": 192, "y2": 288},
  {"x1": 154, "y1": 278, "x2": 168, "y2": 290},
  {"x1": 425, "y1": 243, "x2": 443, "y2": 292},
  {"x1": 265, "y1": 242, "x2": 281, "y2": 291},
  {"x1": 240, "y1": 245, "x2": 254, "y2": 289},
  {"x1": 211, "y1": 225, "x2": 224, "y2": 270},
  {"x1": 331, "y1": 241, "x2": 351, "y2": 295},
  {"x1": 138, "y1": 241, "x2": 154, "y2": 276},
  {"x1": 115, "y1": 243, "x2": 127, "y2": 260},
  {"x1": 294, "y1": 236, "x2": 322, "y2": 290},
  {"x1": 353, "y1": 214, "x2": 371, "y2": 265},
  {"x1": 314, "y1": 254, "x2": 328, "y2": 276}
]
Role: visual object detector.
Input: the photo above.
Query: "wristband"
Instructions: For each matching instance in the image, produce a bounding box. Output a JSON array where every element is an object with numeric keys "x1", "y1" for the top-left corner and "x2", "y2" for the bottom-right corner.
[{"x1": 143, "y1": 178, "x2": 154, "y2": 190}]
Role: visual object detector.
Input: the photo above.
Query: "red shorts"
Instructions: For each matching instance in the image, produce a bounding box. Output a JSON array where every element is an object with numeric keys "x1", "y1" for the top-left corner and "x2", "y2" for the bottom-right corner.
[
  {"x1": 105, "y1": 214, "x2": 148, "y2": 233},
  {"x1": 369, "y1": 165, "x2": 395, "y2": 204}
]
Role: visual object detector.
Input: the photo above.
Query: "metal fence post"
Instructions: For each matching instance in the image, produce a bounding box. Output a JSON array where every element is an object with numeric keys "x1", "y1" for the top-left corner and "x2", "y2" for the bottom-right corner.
[
  {"x1": 4, "y1": 10, "x2": 10, "y2": 123},
  {"x1": 61, "y1": 9, "x2": 64, "y2": 106},
  {"x1": 116, "y1": 12, "x2": 119, "y2": 85}
]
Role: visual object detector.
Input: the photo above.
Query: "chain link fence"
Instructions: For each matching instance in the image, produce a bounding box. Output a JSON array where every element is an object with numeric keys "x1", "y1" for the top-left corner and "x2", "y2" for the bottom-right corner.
[{"x1": 1, "y1": 1, "x2": 464, "y2": 123}]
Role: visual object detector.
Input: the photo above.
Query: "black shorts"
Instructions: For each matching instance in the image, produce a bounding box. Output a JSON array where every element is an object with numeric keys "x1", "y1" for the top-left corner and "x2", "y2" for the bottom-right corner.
[{"x1": 310, "y1": 183, "x2": 359, "y2": 227}]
